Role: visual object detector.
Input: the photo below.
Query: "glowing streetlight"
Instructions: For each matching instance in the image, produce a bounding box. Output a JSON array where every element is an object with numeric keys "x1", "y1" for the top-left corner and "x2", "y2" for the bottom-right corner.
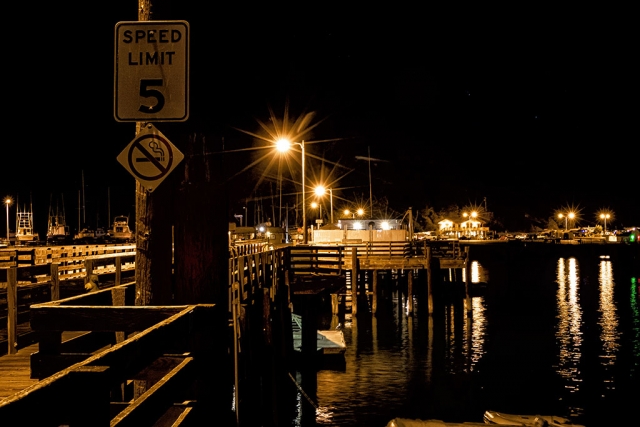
[
  {"x1": 311, "y1": 201, "x2": 320, "y2": 221},
  {"x1": 276, "y1": 138, "x2": 306, "y2": 243},
  {"x1": 558, "y1": 212, "x2": 575, "y2": 231},
  {"x1": 314, "y1": 185, "x2": 334, "y2": 224},
  {"x1": 4, "y1": 196, "x2": 13, "y2": 245},
  {"x1": 463, "y1": 211, "x2": 478, "y2": 220},
  {"x1": 600, "y1": 213, "x2": 611, "y2": 234},
  {"x1": 344, "y1": 207, "x2": 364, "y2": 219}
]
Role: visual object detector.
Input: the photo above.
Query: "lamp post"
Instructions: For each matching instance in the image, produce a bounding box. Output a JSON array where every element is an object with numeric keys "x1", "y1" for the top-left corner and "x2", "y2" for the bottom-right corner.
[
  {"x1": 314, "y1": 185, "x2": 334, "y2": 224},
  {"x1": 276, "y1": 138, "x2": 306, "y2": 243},
  {"x1": 558, "y1": 212, "x2": 575, "y2": 231},
  {"x1": 4, "y1": 196, "x2": 12, "y2": 245},
  {"x1": 600, "y1": 213, "x2": 610, "y2": 234}
]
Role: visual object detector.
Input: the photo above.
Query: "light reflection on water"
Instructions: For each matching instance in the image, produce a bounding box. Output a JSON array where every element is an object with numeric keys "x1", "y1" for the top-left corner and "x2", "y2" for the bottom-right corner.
[
  {"x1": 632, "y1": 277, "x2": 640, "y2": 364},
  {"x1": 288, "y1": 254, "x2": 638, "y2": 426},
  {"x1": 598, "y1": 259, "x2": 619, "y2": 384},
  {"x1": 555, "y1": 257, "x2": 584, "y2": 393}
]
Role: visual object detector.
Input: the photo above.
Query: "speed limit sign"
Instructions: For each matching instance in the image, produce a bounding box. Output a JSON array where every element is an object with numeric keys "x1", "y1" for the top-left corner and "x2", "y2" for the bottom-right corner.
[{"x1": 114, "y1": 21, "x2": 189, "y2": 122}]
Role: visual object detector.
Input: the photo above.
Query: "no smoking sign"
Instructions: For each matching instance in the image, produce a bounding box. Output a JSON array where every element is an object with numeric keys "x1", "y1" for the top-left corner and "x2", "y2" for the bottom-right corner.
[{"x1": 117, "y1": 123, "x2": 184, "y2": 192}]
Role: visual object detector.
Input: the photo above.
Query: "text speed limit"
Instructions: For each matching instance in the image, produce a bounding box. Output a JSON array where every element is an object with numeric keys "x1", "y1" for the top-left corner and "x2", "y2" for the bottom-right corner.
[{"x1": 114, "y1": 21, "x2": 190, "y2": 122}]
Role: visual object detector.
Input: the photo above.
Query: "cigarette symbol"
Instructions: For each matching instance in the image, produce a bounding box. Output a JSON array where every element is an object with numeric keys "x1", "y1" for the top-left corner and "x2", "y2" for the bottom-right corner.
[{"x1": 136, "y1": 140, "x2": 165, "y2": 162}]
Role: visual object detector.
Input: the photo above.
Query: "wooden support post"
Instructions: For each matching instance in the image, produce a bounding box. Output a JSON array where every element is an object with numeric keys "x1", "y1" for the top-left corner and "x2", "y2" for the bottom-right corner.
[
  {"x1": 50, "y1": 263, "x2": 60, "y2": 301},
  {"x1": 69, "y1": 366, "x2": 111, "y2": 427},
  {"x1": 84, "y1": 258, "x2": 94, "y2": 284},
  {"x1": 464, "y1": 246, "x2": 471, "y2": 314},
  {"x1": 112, "y1": 286, "x2": 126, "y2": 344},
  {"x1": 6, "y1": 267, "x2": 17, "y2": 355},
  {"x1": 372, "y1": 269, "x2": 378, "y2": 315},
  {"x1": 173, "y1": 130, "x2": 234, "y2": 423},
  {"x1": 407, "y1": 269, "x2": 414, "y2": 315},
  {"x1": 331, "y1": 293, "x2": 339, "y2": 315},
  {"x1": 351, "y1": 247, "x2": 358, "y2": 315},
  {"x1": 426, "y1": 246, "x2": 433, "y2": 315},
  {"x1": 301, "y1": 298, "x2": 318, "y2": 369},
  {"x1": 115, "y1": 256, "x2": 122, "y2": 287}
]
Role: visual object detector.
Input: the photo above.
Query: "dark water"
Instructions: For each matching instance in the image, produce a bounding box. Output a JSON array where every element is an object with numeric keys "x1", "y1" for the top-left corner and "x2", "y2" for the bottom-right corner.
[{"x1": 287, "y1": 248, "x2": 640, "y2": 426}]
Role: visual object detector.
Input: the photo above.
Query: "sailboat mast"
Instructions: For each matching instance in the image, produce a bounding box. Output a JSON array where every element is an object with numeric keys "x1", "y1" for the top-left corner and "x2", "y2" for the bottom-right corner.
[
  {"x1": 82, "y1": 170, "x2": 86, "y2": 225},
  {"x1": 368, "y1": 146, "x2": 373, "y2": 216}
]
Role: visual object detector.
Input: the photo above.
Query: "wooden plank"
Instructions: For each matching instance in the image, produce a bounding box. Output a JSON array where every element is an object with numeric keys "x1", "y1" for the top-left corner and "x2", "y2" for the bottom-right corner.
[{"x1": 30, "y1": 306, "x2": 189, "y2": 332}]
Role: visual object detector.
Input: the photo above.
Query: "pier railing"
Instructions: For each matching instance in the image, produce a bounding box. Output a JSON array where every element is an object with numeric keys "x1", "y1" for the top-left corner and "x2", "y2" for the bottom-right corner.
[
  {"x1": 0, "y1": 284, "x2": 218, "y2": 426},
  {"x1": 1, "y1": 247, "x2": 136, "y2": 355}
]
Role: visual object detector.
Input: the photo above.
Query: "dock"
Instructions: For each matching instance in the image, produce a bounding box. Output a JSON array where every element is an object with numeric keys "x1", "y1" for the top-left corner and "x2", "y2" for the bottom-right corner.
[{"x1": 0, "y1": 240, "x2": 474, "y2": 425}]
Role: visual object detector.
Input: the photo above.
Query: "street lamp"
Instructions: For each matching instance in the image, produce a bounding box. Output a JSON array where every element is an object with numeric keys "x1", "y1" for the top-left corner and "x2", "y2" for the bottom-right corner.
[
  {"x1": 4, "y1": 196, "x2": 13, "y2": 245},
  {"x1": 600, "y1": 213, "x2": 610, "y2": 234},
  {"x1": 314, "y1": 185, "x2": 333, "y2": 224},
  {"x1": 276, "y1": 138, "x2": 306, "y2": 244},
  {"x1": 311, "y1": 201, "x2": 320, "y2": 221},
  {"x1": 558, "y1": 212, "x2": 575, "y2": 231}
]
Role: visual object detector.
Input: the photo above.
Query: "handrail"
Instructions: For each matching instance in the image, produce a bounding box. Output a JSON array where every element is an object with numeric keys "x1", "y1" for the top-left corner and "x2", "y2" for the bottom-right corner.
[{"x1": 0, "y1": 303, "x2": 217, "y2": 426}]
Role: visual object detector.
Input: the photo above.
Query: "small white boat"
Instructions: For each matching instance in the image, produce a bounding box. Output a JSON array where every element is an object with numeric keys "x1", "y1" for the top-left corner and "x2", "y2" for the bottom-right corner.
[
  {"x1": 483, "y1": 410, "x2": 585, "y2": 427},
  {"x1": 291, "y1": 313, "x2": 346, "y2": 355},
  {"x1": 107, "y1": 215, "x2": 134, "y2": 243},
  {"x1": 386, "y1": 419, "x2": 495, "y2": 427},
  {"x1": 73, "y1": 228, "x2": 96, "y2": 243}
]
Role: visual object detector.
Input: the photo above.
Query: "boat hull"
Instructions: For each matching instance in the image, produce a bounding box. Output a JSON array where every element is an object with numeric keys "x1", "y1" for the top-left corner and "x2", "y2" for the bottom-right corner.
[{"x1": 483, "y1": 411, "x2": 585, "y2": 427}]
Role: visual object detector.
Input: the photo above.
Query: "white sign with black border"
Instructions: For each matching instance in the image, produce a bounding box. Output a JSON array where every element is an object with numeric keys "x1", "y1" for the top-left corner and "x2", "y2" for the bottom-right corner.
[
  {"x1": 114, "y1": 20, "x2": 189, "y2": 122},
  {"x1": 117, "y1": 124, "x2": 184, "y2": 192}
]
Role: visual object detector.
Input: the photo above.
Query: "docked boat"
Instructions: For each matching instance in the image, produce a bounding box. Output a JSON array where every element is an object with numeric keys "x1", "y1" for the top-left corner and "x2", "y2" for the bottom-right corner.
[
  {"x1": 107, "y1": 215, "x2": 134, "y2": 243},
  {"x1": 73, "y1": 228, "x2": 96, "y2": 244},
  {"x1": 386, "y1": 419, "x2": 496, "y2": 427},
  {"x1": 46, "y1": 196, "x2": 71, "y2": 245},
  {"x1": 94, "y1": 227, "x2": 107, "y2": 243},
  {"x1": 483, "y1": 410, "x2": 585, "y2": 427},
  {"x1": 15, "y1": 201, "x2": 39, "y2": 245},
  {"x1": 291, "y1": 313, "x2": 346, "y2": 355}
]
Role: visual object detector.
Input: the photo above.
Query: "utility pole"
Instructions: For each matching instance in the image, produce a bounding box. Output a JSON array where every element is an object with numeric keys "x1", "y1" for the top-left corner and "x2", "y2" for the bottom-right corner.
[{"x1": 134, "y1": 0, "x2": 173, "y2": 307}]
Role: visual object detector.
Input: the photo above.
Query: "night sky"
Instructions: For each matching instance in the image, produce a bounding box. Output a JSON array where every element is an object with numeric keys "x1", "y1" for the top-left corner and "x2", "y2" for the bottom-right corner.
[{"x1": 5, "y1": 3, "x2": 637, "y2": 237}]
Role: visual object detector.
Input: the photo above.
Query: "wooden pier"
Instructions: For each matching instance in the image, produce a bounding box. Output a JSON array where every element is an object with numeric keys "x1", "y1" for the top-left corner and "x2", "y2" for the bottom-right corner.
[{"x1": 0, "y1": 240, "x2": 471, "y2": 426}]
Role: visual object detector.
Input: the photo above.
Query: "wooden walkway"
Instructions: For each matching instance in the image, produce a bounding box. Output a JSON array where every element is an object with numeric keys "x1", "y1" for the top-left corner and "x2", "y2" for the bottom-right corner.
[
  {"x1": 0, "y1": 341, "x2": 35, "y2": 400},
  {"x1": 0, "y1": 332, "x2": 83, "y2": 401}
]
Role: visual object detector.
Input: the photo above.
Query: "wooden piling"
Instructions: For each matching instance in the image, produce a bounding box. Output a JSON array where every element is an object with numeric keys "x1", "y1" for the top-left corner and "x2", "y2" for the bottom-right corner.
[
  {"x1": 464, "y1": 246, "x2": 471, "y2": 314},
  {"x1": 372, "y1": 270, "x2": 378, "y2": 315},
  {"x1": 50, "y1": 263, "x2": 60, "y2": 301},
  {"x1": 6, "y1": 268, "x2": 17, "y2": 355},
  {"x1": 426, "y1": 246, "x2": 433, "y2": 315},
  {"x1": 351, "y1": 247, "x2": 358, "y2": 316},
  {"x1": 115, "y1": 257, "x2": 122, "y2": 287},
  {"x1": 407, "y1": 270, "x2": 414, "y2": 315},
  {"x1": 84, "y1": 258, "x2": 94, "y2": 285}
]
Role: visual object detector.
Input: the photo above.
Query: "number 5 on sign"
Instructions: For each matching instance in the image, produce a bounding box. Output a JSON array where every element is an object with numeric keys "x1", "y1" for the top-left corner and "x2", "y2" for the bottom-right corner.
[{"x1": 114, "y1": 21, "x2": 189, "y2": 122}]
